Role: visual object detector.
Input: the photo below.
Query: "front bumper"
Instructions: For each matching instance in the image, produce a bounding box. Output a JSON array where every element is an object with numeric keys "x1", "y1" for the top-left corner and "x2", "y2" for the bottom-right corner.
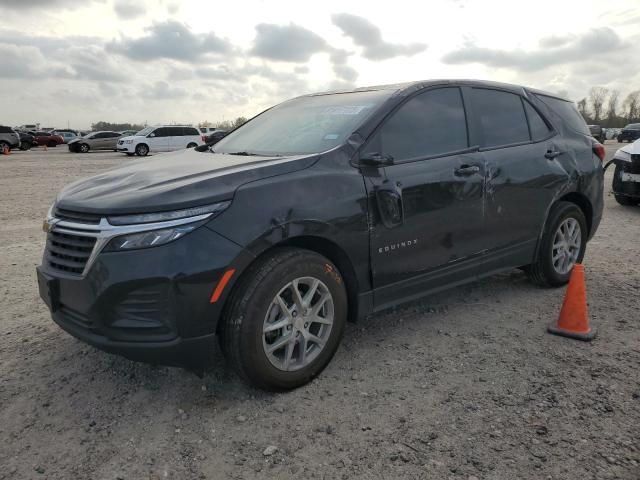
[
  {"x1": 611, "y1": 156, "x2": 640, "y2": 199},
  {"x1": 38, "y1": 224, "x2": 248, "y2": 368},
  {"x1": 117, "y1": 142, "x2": 134, "y2": 153}
]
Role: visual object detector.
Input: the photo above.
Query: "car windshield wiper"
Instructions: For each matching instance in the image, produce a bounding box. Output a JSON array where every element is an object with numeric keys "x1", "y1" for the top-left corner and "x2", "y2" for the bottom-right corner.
[{"x1": 227, "y1": 151, "x2": 260, "y2": 156}]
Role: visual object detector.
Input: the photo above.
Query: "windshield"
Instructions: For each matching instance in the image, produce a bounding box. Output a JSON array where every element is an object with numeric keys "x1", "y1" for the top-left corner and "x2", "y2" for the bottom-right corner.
[
  {"x1": 136, "y1": 127, "x2": 154, "y2": 136},
  {"x1": 213, "y1": 90, "x2": 392, "y2": 156}
]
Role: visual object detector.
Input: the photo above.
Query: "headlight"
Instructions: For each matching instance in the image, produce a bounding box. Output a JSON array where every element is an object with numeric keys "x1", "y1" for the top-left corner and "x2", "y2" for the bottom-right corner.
[
  {"x1": 107, "y1": 201, "x2": 230, "y2": 225},
  {"x1": 104, "y1": 225, "x2": 197, "y2": 252},
  {"x1": 125, "y1": 139, "x2": 134, "y2": 144}
]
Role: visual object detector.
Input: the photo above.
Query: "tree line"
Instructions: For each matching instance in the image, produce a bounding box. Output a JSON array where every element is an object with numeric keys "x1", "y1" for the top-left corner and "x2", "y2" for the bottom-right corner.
[
  {"x1": 89, "y1": 116, "x2": 248, "y2": 133},
  {"x1": 576, "y1": 88, "x2": 640, "y2": 127}
]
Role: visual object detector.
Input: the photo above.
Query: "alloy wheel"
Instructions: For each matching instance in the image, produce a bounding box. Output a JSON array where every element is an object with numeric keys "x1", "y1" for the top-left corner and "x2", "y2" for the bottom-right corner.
[
  {"x1": 262, "y1": 277, "x2": 334, "y2": 372},
  {"x1": 551, "y1": 218, "x2": 581, "y2": 274}
]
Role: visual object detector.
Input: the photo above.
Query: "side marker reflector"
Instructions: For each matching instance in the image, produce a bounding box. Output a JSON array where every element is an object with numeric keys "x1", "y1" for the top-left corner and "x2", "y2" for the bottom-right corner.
[{"x1": 210, "y1": 269, "x2": 235, "y2": 303}]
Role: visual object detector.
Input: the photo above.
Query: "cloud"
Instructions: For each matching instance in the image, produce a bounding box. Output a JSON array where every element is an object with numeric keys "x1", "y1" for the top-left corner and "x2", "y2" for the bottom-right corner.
[
  {"x1": 250, "y1": 23, "x2": 328, "y2": 62},
  {"x1": 113, "y1": 0, "x2": 146, "y2": 18},
  {"x1": 1, "y1": 0, "x2": 102, "y2": 9},
  {"x1": 108, "y1": 21, "x2": 233, "y2": 62},
  {"x1": 442, "y1": 27, "x2": 626, "y2": 71},
  {"x1": 0, "y1": 44, "x2": 44, "y2": 78},
  {"x1": 331, "y1": 13, "x2": 427, "y2": 60},
  {"x1": 140, "y1": 81, "x2": 188, "y2": 100}
]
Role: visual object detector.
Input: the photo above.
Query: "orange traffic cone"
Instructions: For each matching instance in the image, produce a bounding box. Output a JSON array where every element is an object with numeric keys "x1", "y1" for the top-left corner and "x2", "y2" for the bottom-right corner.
[{"x1": 548, "y1": 264, "x2": 596, "y2": 341}]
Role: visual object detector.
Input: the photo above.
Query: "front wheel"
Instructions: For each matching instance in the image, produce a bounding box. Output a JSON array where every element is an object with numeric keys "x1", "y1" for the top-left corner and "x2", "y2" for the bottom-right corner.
[
  {"x1": 525, "y1": 201, "x2": 587, "y2": 287},
  {"x1": 79, "y1": 143, "x2": 90, "y2": 153},
  {"x1": 220, "y1": 248, "x2": 347, "y2": 391},
  {"x1": 135, "y1": 143, "x2": 149, "y2": 156}
]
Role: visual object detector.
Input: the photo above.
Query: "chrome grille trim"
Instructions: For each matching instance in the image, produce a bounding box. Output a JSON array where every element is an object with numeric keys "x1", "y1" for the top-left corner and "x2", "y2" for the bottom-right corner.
[{"x1": 45, "y1": 212, "x2": 213, "y2": 277}]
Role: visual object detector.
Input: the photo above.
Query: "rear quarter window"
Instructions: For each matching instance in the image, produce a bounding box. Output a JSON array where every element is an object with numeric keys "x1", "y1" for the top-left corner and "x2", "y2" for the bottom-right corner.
[
  {"x1": 0, "y1": 126, "x2": 13, "y2": 133},
  {"x1": 534, "y1": 95, "x2": 590, "y2": 136},
  {"x1": 185, "y1": 128, "x2": 200, "y2": 136}
]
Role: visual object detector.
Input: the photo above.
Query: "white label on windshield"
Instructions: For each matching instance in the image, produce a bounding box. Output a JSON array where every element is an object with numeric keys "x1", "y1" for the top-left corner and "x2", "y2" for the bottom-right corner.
[
  {"x1": 322, "y1": 105, "x2": 371, "y2": 115},
  {"x1": 324, "y1": 134, "x2": 339, "y2": 140}
]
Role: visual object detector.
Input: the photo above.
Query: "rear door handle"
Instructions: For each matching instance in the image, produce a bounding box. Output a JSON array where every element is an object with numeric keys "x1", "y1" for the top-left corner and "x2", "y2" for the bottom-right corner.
[
  {"x1": 454, "y1": 164, "x2": 480, "y2": 176},
  {"x1": 545, "y1": 150, "x2": 561, "y2": 160}
]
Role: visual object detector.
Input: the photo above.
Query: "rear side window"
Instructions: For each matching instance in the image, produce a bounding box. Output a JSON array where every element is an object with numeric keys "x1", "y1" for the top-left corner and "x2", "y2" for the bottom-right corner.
[
  {"x1": 185, "y1": 127, "x2": 199, "y2": 136},
  {"x1": 523, "y1": 101, "x2": 552, "y2": 141},
  {"x1": 470, "y1": 89, "x2": 530, "y2": 148},
  {"x1": 0, "y1": 126, "x2": 12, "y2": 133},
  {"x1": 535, "y1": 95, "x2": 590, "y2": 135},
  {"x1": 371, "y1": 87, "x2": 468, "y2": 161}
]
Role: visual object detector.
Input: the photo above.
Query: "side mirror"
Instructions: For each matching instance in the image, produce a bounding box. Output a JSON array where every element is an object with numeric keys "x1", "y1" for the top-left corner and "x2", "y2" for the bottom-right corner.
[
  {"x1": 148, "y1": 133, "x2": 156, "y2": 138},
  {"x1": 360, "y1": 152, "x2": 394, "y2": 167}
]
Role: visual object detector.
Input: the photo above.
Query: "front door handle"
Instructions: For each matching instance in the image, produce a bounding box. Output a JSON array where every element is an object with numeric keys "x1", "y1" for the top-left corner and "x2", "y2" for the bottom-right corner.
[
  {"x1": 454, "y1": 164, "x2": 480, "y2": 176},
  {"x1": 545, "y1": 149, "x2": 561, "y2": 160}
]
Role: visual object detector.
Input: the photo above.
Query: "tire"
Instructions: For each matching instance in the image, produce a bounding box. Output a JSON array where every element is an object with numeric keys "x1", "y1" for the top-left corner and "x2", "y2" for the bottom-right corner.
[
  {"x1": 135, "y1": 143, "x2": 149, "y2": 156},
  {"x1": 79, "y1": 143, "x2": 90, "y2": 153},
  {"x1": 525, "y1": 201, "x2": 588, "y2": 287},
  {"x1": 220, "y1": 248, "x2": 348, "y2": 391},
  {"x1": 186, "y1": 142, "x2": 197, "y2": 149}
]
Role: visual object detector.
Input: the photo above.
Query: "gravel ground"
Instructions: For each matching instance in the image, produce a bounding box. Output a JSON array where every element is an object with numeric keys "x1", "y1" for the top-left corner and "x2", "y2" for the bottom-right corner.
[{"x1": 1, "y1": 143, "x2": 638, "y2": 480}]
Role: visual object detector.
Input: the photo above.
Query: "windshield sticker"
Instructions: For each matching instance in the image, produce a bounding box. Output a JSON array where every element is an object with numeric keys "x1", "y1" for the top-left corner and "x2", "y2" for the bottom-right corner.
[
  {"x1": 321, "y1": 105, "x2": 372, "y2": 115},
  {"x1": 324, "y1": 134, "x2": 339, "y2": 140}
]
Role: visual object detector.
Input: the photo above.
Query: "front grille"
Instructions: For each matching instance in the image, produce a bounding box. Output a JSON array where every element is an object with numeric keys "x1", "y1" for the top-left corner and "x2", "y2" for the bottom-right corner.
[
  {"x1": 46, "y1": 230, "x2": 97, "y2": 275},
  {"x1": 54, "y1": 208, "x2": 101, "y2": 225}
]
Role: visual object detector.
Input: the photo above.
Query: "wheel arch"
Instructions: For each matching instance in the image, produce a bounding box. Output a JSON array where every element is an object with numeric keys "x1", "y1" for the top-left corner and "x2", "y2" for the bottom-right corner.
[
  {"x1": 217, "y1": 235, "x2": 362, "y2": 333},
  {"x1": 557, "y1": 191, "x2": 593, "y2": 236}
]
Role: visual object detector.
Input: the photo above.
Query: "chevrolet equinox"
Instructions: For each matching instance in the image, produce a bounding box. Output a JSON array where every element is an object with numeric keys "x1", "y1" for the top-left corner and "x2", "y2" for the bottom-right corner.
[{"x1": 38, "y1": 80, "x2": 604, "y2": 390}]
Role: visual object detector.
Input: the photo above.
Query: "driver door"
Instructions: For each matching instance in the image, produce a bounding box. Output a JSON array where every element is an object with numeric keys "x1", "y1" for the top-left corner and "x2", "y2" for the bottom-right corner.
[{"x1": 362, "y1": 87, "x2": 487, "y2": 308}]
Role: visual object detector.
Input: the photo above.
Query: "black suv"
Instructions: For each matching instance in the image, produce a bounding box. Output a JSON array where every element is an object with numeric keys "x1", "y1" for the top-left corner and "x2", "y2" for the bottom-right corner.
[
  {"x1": 588, "y1": 124, "x2": 605, "y2": 143},
  {"x1": 617, "y1": 123, "x2": 640, "y2": 143},
  {"x1": 37, "y1": 80, "x2": 604, "y2": 390}
]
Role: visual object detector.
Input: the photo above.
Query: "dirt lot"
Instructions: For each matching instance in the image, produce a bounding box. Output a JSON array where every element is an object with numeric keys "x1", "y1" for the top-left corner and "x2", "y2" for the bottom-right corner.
[{"x1": 0, "y1": 143, "x2": 638, "y2": 480}]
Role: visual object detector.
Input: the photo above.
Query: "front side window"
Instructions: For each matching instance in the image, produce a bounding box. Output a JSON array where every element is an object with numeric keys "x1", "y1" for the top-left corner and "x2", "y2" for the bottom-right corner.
[
  {"x1": 367, "y1": 87, "x2": 468, "y2": 161},
  {"x1": 470, "y1": 89, "x2": 530, "y2": 148},
  {"x1": 214, "y1": 90, "x2": 393, "y2": 156}
]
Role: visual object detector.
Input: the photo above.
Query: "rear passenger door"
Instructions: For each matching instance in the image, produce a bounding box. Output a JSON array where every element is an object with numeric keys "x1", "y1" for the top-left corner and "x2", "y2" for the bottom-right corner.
[{"x1": 465, "y1": 87, "x2": 567, "y2": 266}]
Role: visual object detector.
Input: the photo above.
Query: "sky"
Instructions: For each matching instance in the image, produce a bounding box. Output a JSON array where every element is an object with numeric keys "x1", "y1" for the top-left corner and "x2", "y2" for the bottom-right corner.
[{"x1": 0, "y1": 0, "x2": 638, "y2": 129}]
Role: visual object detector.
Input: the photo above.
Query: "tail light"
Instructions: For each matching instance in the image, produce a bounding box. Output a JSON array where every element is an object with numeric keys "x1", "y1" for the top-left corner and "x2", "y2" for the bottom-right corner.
[
  {"x1": 201, "y1": 135, "x2": 206, "y2": 142},
  {"x1": 592, "y1": 142, "x2": 605, "y2": 162}
]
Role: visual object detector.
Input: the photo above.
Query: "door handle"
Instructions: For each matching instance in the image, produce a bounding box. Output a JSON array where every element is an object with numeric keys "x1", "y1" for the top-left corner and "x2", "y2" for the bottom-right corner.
[
  {"x1": 545, "y1": 149, "x2": 561, "y2": 160},
  {"x1": 454, "y1": 164, "x2": 480, "y2": 176}
]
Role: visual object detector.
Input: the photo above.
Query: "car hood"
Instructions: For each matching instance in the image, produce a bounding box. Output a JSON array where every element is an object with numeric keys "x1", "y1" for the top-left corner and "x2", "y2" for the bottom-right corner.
[
  {"x1": 614, "y1": 139, "x2": 640, "y2": 162},
  {"x1": 67, "y1": 138, "x2": 85, "y2": 144},
  {"x1": 56, "y1": 148, "x2": 319, "y2": 215}
]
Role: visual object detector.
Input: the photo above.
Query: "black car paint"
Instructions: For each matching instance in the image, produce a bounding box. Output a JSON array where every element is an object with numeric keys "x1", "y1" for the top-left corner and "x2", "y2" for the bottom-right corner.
[
  {"x1": 38, "y1": 79, "x2": 604, "y2": 368},
  {"x1": 617, "y1": 126, "x2": 640, "y2": 143}
]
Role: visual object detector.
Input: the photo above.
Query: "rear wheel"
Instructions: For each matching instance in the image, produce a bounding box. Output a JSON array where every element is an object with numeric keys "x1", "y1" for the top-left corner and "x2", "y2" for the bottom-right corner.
[
  {"x1": 135, "y1": 143, "x2": 149, "y2": 156},
  {"x1": 186, "y1": 142, "x2": 197, "y2": 149},
  {"x1": 525, "y1": 201, "x2": 587, "y2": 287},
  {"x1": 220, "y1": 248, "x2": 347, "y2": 391}
]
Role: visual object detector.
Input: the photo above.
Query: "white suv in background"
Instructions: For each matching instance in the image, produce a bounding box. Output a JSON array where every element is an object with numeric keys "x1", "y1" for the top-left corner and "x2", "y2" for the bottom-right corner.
[{"x1": 117, "y1": 125, "x2": 203, "y2": 156}]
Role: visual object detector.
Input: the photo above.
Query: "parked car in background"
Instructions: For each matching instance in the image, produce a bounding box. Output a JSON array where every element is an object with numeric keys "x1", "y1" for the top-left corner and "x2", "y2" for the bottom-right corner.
[
  {"x1": 588, "y1": 125, "x2": 605, "y2": 143},
  {"x1": 38, "y1": 80, "x2": 604, "y2": 390},
  {"x1": 195, "y1": 130, "x2": 229, "y2": 151},
  {"x1": 119, "y1": 130, "x2": 138, "y2": 137},
  {"x1": 67, "y1": 131, "x2": 123, "y2": 153},
  {"x1": 617, "y1": 123, "x2": 640, "y2": 143},
  {"x1": 32, "y1": 131, "x2": 64, "y2": 147},
  {"x1": 0, "y1": 125, "x2": 21, "y2": 151},
  {"x1": 53, "y1": 131, "x2": 78, "y2": 143},
  {"x1": 605, "y1": 139, "x2": 640, "y2": 206},
  {"x1": 18, "y1": 131, "x2": 36, "y2": 150},
  {"x1": 117, "y1": 125, "x2": 202, "y2": 156}
]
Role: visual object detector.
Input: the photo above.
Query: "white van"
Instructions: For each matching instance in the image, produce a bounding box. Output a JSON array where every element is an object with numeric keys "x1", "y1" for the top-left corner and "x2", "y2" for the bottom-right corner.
[{"x1": 117, "y1": 125, "x2": 203, "y2": 156}]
